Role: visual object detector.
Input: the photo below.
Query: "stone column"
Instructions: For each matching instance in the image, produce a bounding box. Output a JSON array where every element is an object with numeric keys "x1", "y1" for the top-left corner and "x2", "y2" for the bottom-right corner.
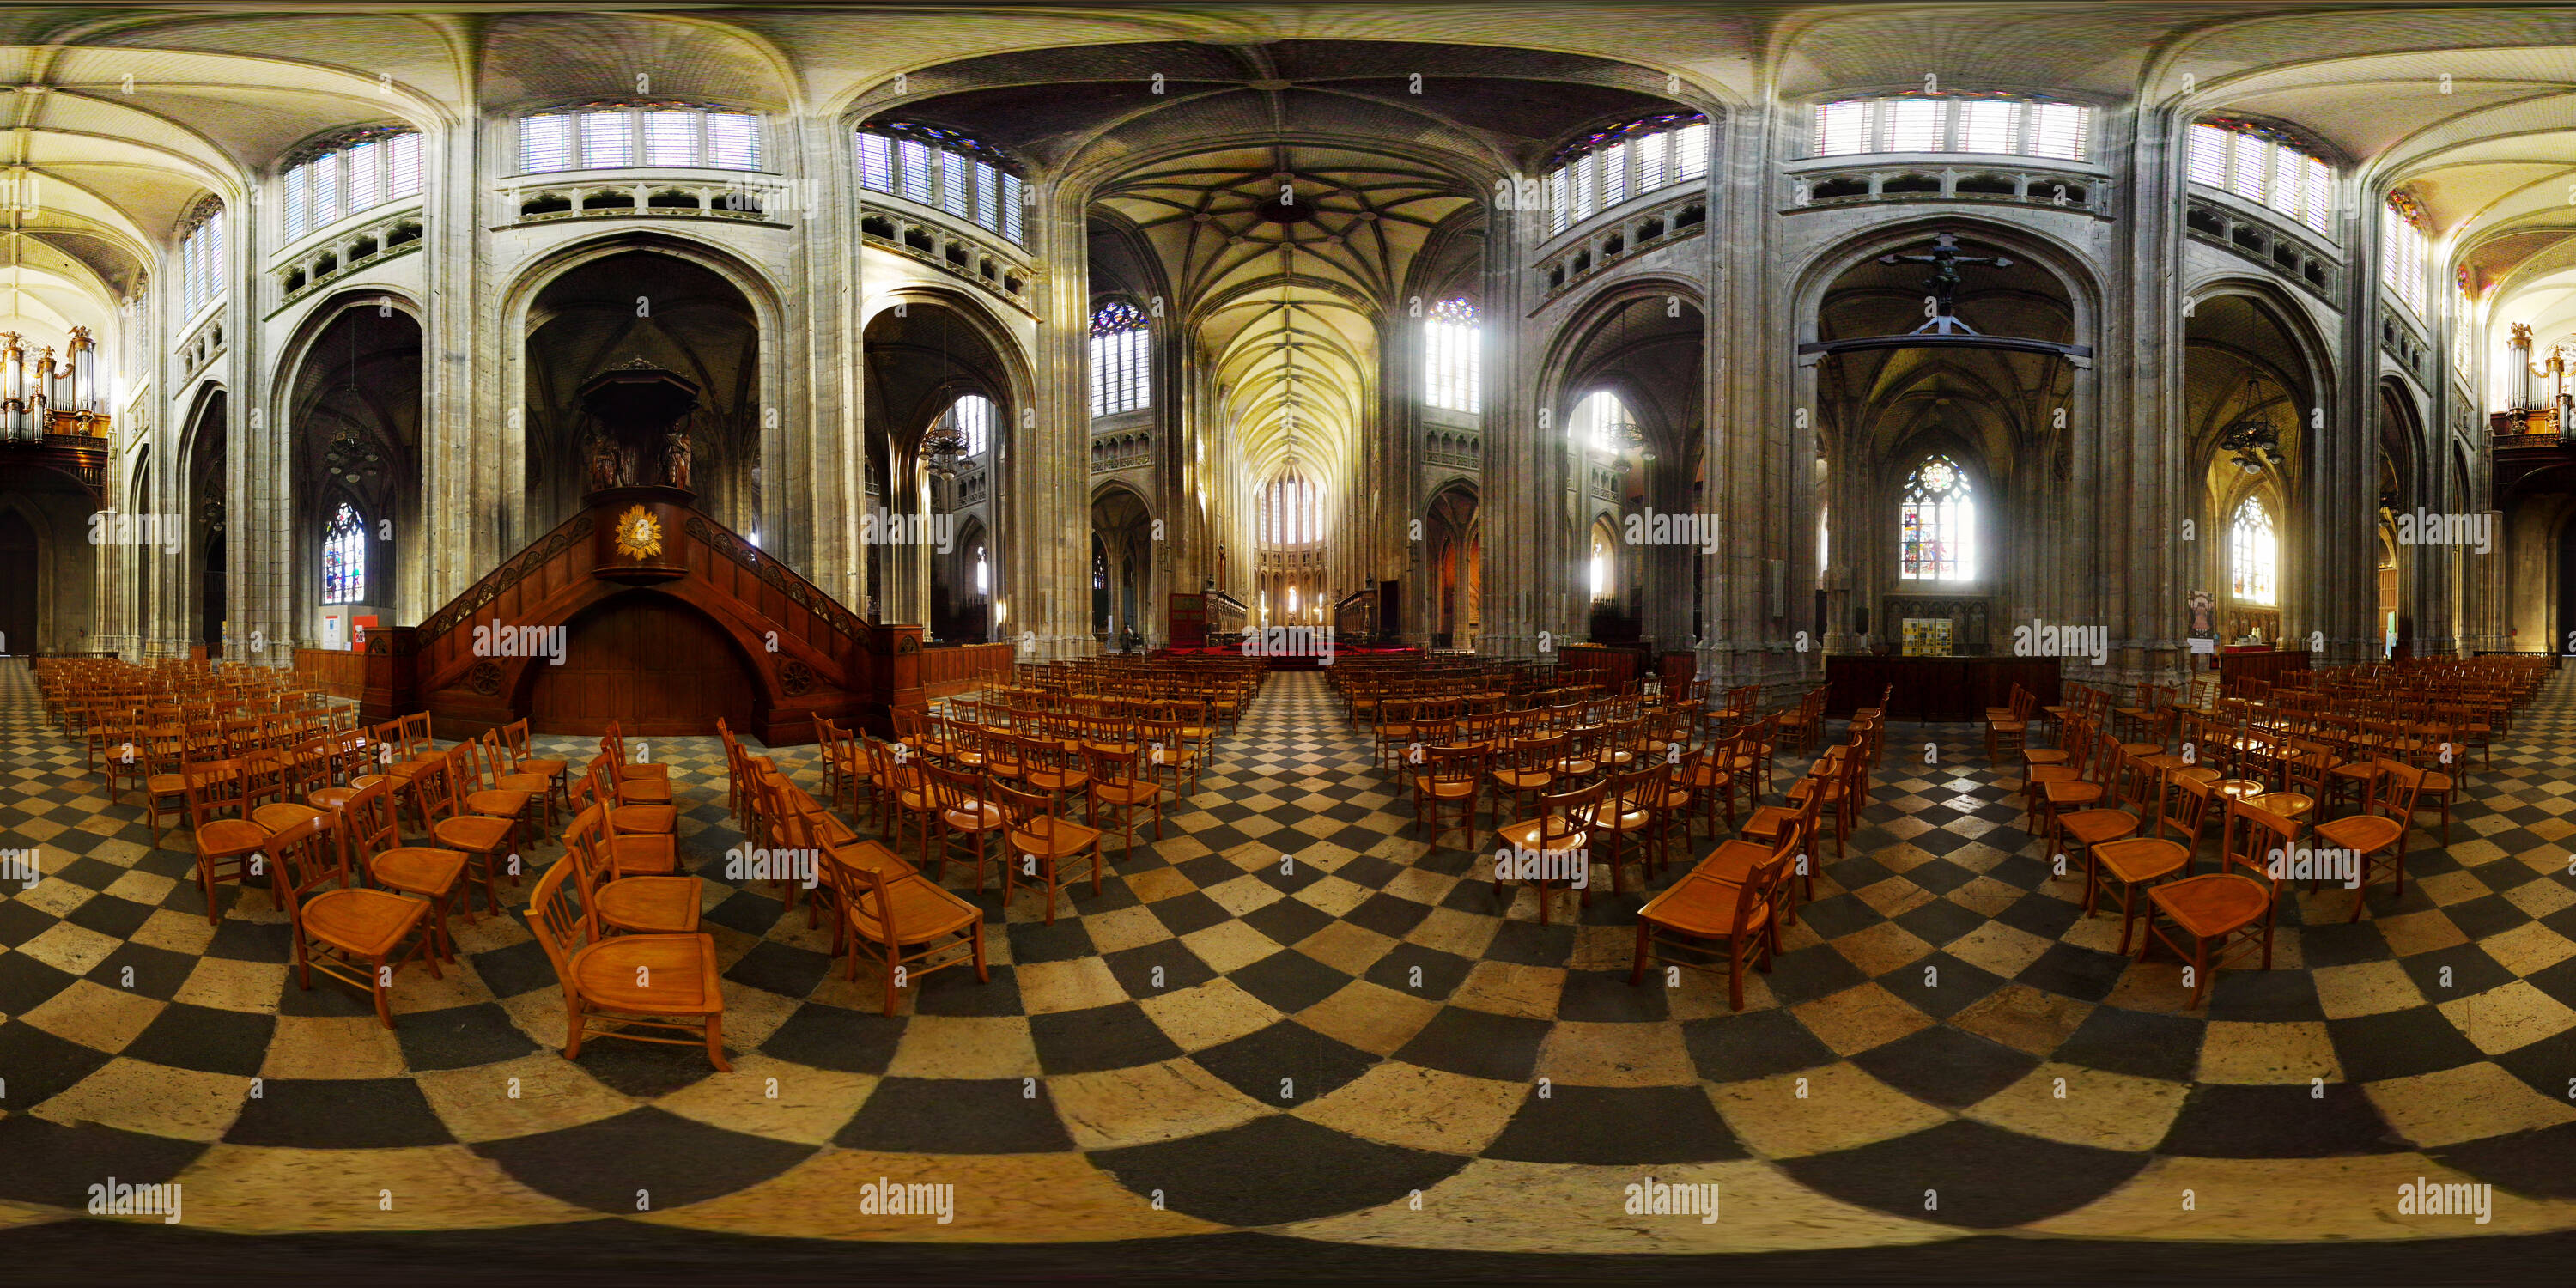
[{"x1": 1480, "y1": 194, "x2": 1539, "y2": 659}]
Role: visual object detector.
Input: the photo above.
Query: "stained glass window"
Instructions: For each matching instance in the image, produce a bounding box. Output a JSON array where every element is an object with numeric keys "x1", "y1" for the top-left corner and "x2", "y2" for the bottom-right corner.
[
  {"x1": 854, "y1": 123, "x2": 1027, "y2": 246},
  {"x1": 1813, "y1": 96, "x2": 2092, "y2": 162},
  {"x1": 1090, "y1": 301, "x2": 1150, "y2": 416},
  {"x1": 322, "y1": 501, "x2": 366, "y2": 605},
  {"x1": 1260, "y1": 474, "x2": 1317, "y2": 548},
  {"x1": 2382, "y1": 192, "x2": 2427, "y2": 313},
  {"x1": 1423, "y1": 298, "x2": 1480, "y2": 413},
  {"x1": 2189, "y1": 118, "x2": 2334, "y2": 235},
  {"x1": 1540, "y1": 112, "x2": 1710, "y2": 235},
  {"x1": 518, "y1": 104, "x2": 762, "y2": 173},
  {"x1": 283, "y1": 128, "x2": 422, "y2": 242},
  {"x1": 1899, "y1": 455, "x2": 1975, "y2": 581},
  {"x1": 947, "y1": 394, "x2": 994, "y2": 456},
  {"x1": 2231, "y1": 496, "x2": 2277, "y2": 605}
]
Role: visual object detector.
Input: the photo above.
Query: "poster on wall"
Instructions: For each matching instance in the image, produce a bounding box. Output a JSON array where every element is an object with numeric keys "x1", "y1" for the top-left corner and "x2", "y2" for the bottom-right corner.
[
  {"x1": 322, "y1": 614, "x2": 343, "y2": 651},
  {"x1": 353, "y1": 615, "x2": 377, "y2": 652},
  {"x1": 1901, "y1": 617, "x2": 1953, "y2": 657}
]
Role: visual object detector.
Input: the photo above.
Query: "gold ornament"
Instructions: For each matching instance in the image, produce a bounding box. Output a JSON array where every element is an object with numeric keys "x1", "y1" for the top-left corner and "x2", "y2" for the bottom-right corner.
[{"x1": 612, "y1": 505, "x2": 664, "y2": 559}]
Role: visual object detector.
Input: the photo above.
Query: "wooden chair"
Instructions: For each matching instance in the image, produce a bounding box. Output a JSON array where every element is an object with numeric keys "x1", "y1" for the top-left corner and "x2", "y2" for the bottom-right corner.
[
  {"x1": 1411, "y1": 744, "x2": 1486, "y2": 847},
  {"x1": 483, "y1": 731, "x2": 556, "y2": 829},
  {"x1": 499, "y1": 718, "x2": 573, "y2": 817},
  {"x1": 183, "y1": 746, "x2": 270, "y2": 924},
  {"x1": 338, "y1": 777, "x2": 469, "y2": 962},
  {"x1": 921, "y1": 761, "x2": 1006, "y2": 890},
  {"x1": 2141, "y1": 799, "x2": 2292, "y2": 1008},
  {"x1": 2091, "y1": 771, "x2": 2211, "y2": 955},
  {"x1": 1084, "y1": 744, "x2": 1163, "y2": 858},
  {"x1": 2054, "y1": 738, "x2": 2150, "y2": 912},
  {"x1": 867, "y1": 736, "x2": 934, "y2": 860},
  {"x1": 1140, "y1": 719, "x2": 1202, "y2": 799},
  {"x1": 270, "y1": 810, "x2": 440, "y2": 1029},
  {"x1": 1584, "y1": 761, "x2": 1668, "y2": 895},
  {"x1": 2317, "y1": 760, "x2": 2425, "y2": 922},
  {"x1": 820, "y1": 835, "x2": 987, "y2": 1017},
  {"x1": 991, "y1": 779, "x2": 1104, "y2": 925},
  {"x1": 600, "y1": 720, "x2": 673, "y2": 785},
  {"x1": 1494, "y1": 779, "x2": 1604, "y2": 926},
  {"x1": 409, "y1": 757, "x2": 514, "y2": 918},
  {"x1": 525, "y1": 854, "x2": 730, "y2": 1071},
  {"x1": 583, "y1": 754, "x2": 677, "y2": 834},
  {"x1": 564, "y1": 803, "x2": 701, "y2": 934},
  {"x1": 1632, "y1": 825, "x2": 1795, "y2": 1012}
]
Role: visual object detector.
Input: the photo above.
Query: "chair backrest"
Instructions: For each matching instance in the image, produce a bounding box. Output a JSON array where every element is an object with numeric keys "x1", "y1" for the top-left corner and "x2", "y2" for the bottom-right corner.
[
  {"x1": 922, "y1": 761, "x2": 986, "y2": 814},
  {"x1": 1734, "y1": 849, "x2": 1793, "y2": 938},
  {"x1": 990, "y1": 778, "x2": 1054, "y2": 835},
  {"x1": 266, "y1": 811, "x2": 343, "y2": 926},
  {"x1": 525, "y1": 850, "x2": 593, "y2": 977},
  {"x1": 2369, "y1": 758, "x2": 2427, "y2": 823},
  {"x1": 1426, "y1": 744, "x2": 1485, "y2": 784},
  {"x1": 445, "y1": 743, "x2": 484, "y2": 794},
  {"x1": 342, "y1": 778, "x2": 401, "y2": 866},
  {"x1": 479, "y1": 731, "x2": 519, "y2": 787},
  {"x1": 397, "y1": 710, "x2": 432, "y2": 757},
  {"x1": 1534, "y1": 779, "x2": 1607, "y2": 850},
  {"x1": 2160, "y1": 770, "x2": 2215, "y2": 850},
  {"x1": 1084, "y1": 743, "x2": 1139, "y2": 785},
  {"x1": 410, "y1": 755, "x2": 461, "y2": 824},
  {"x1": 2221, "y1": 799, "x2": 2297, "y2": 896}
]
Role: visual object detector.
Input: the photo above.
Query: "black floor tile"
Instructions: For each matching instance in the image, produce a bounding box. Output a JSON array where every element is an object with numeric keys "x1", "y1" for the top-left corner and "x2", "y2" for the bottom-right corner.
[
  {"x1": 2156, "y1": 1083, "x2": 2405, "y2": 1157},
  {"x1": 480, "y1": 1107, "x2": 816, "y2": 1211},
  {"x1": 1393, "y1": 1006, "x2": 1551, "y2": 1083},
  {"x1": 835, "y1": 1077, "x2": 1074, "y2": 1154},
  {"x1": 1031, "y1": 1000, "x2": 1185, "y2": 1074},
  {"x1": 1485, "y1": 1083, "x2": 1745, "y2": 1165}
]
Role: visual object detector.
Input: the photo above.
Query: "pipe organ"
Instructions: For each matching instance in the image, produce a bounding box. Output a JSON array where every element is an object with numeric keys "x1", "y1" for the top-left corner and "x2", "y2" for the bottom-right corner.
[{"x1": 0, "y1": 326, "x2": 105, "y2": 443}]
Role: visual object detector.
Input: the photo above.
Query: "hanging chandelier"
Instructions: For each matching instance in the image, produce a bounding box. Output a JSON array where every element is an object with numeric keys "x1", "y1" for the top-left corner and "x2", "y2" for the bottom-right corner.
[
  {"x1": 322, "y1": 423, "x2": 385, "y2": 483},
  {"x1": 922, "y1": 311, "x2": 968, "y2": 479},
  {"x1": 2219, "y1": 374, "x2": 2281, "y2": 474}
]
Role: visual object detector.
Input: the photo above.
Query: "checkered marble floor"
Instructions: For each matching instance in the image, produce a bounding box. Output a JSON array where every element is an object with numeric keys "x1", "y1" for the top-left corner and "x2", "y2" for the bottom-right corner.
[{"x1": 8, "y1": 657, "x2": 2576, "y2": 1257}]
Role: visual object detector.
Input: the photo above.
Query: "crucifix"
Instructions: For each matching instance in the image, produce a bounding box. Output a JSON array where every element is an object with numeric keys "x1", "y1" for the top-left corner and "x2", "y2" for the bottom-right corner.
[{"x1": 1880, "y1": 233, "x2": 2014, "y2": 336}]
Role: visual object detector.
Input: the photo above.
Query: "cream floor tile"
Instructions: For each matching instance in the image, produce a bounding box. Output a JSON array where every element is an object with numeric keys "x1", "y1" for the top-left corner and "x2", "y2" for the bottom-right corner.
[
  {"x1": 1049, "y1": 1058, "x2": 1272, "y2": 1151},
  {"x1": 261, "y1": 1014, "x2": 407, "y2": 1079},
  {"x1": 2481, "y1": 921, "x2": 2576, "y2": 975},
  {"x1": 1079, "y1": 903, "x2": 1173, "y2": 956},
  {"x1": 1137, "y1": 978, "x2": 1279, "y2": 1052},
  {"x1": 129, "y1": 908, "x2": 219, "y2": 957},
  {"x1": 1293, "y1": 1061, "x2": 1524, "y2": 1156},
  {"x1": 415, "y1": 1053, "x2": 637, "y2": 1144},
  {"x1": 1951, "y1": 982, "x2": 2093, "y2": 1056},
  {"x1": 2196, "y1": 1021, "x2": 2342, "y2": 1084},
  {"x1": 1181, "y1": 920, "x2": 1284, "y2": 974},
  {"x1": 1200, "y1": 873, "x2": 1284, "y2": 918},
  {"x1": 1944, "y1": 920, "x2": 2056, "y2": 981},
  {"x1": 1449, "y1": 960, "x2": 1564, "y2": 1020},
  {"x1": 1707, "y1": 1062, "x2": 1951, "y2": 1159},
  {"x1": 15, "y1": 920, "x2": 121, "y2": 975},
  {"x1": 1965, "y1": 1062, "x2": 2189, "y2": 1152},
  {"x1": 2366, "y1": 1061, "x2": 2576, "y2": 1148},
  {"x1": 1016, "y1": 957, "x2": 1129, "y2": 1016},
  {"x1": 654, "y1": 1054, "x2": 877, "y2": 1145},
  {"x1": 1294, "y1": 920, "x2": 1398, "y2": 977},
  {"x1": 2312, "y1": 960, "x2": 2427, "y2": 1020},
  {"x1": 2440, "y1": 980, "x2": 2576, "y2": 1055},
  {"x1": 35, "y1": 1057, "x2": 246, "y2": 1142},
  {"x1": 2030, "y1": 1153, "x2": 2576, "y2": 1239},
  {"x1": 173, "y1": 1143, "x2": 598, "y2": 1232},
  {"x1": 1279, "y1": 1157, "x2": 1953, "y2": 1253},
  {"x1": 1790, "y1": 983, "x2": 1933, "y2": 1056},
  {"x1": 644, "y1": 1148, "x2": 1224, "y2": 1241},
  {"x1": 21, "y1": 980, "x2": 163, "y2": 1054},
  {"x1": 1534, "y1": 1020, "x2": 1696, "y2": 1087},
  {"x1": 1298, "y1": 980, "x2": 1437, "y2": 1057},
  {"x1": 1404, "y1": 905, "x2": 1501, "y2": 959},
  {"x1": 884, "y1": 1014, "x2": 1039, "y2": 1080}
]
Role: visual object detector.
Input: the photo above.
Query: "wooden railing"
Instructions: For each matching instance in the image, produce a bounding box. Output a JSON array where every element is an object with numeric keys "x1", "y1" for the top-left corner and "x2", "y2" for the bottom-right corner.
[
  {"x1": 920, "y1": 641, "x2": 1012, "y2": 696},
  {"x1": 294, "y1": 648, "x2": 367, "y2": 698},
  {"x1": 2220, "y1": 647, "x2": 2310, "y2": 694}
]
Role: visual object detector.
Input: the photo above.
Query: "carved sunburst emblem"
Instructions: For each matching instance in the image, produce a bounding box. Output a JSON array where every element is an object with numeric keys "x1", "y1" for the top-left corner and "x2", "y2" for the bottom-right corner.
[{"x1": 613, "y1": 506, "x2": 664, "y2": 559}]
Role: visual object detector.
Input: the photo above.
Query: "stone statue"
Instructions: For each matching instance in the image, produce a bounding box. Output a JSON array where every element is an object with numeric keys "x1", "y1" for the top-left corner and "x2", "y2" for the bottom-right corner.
[
  {"x1": 2188, "y1": 589, "x2": 2214, "y2": 636},
  {"x1": 586, "y1": 432, "x2": 623, "y2": 492},
  {"x1": 659, "y1": 428, "x2": 693, "y2": 491}
]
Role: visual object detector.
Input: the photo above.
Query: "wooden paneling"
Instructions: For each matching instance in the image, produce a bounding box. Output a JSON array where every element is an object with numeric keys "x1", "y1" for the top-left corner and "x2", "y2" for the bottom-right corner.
[
  {"x1": 2220, "y1": 648, "x2": 2311, "y2": 693},
  {"x1": 920, "y1": 641, "x2": 1011, "y2": 698},
  {"x1": 526, "y1": 591, "x2": 757, "y2": 736},
  {"x1": 1826, "y1": 654, "x2": 2062, "y2": 721},
  {"x1": 294, "y1": 648, "x2": 366, "y2": 698},
  {"x1": 1558, "y1": 642, "x2": 1646, "y2": 691}
]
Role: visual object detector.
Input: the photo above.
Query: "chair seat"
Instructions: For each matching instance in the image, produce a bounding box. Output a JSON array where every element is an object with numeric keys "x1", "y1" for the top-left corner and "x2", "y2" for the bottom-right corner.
[
  {"x1": 612, "y1": 804, "x2": 678, "y2": 834},
  {"x1": 1580, "y1": 802, "x2": 1654, "y2": 832},
  {"x1": 2147, "y1": 872, "x2": 2269, "y2": 938},
  {"x1": 595, "y1": 875, "x2": 702, "y2": 933},
  {"x1": 2093, "y1": 837, "x2": 2188, "y2": 884},
  {"x1": 1092, "y1": 781, "x2": 1157, "y2": 806},
  {"x1": 147, "y1": 772, "x2": 189, "y2": 795},
  {"x1": 465, "y1": 788, "x2": 532, "y2": 817},
  {"x1": 570, "y1": 933, "x2": 722, "y2": 1013},
  {"x1": 2059, "y1": 808, "x2": 2139, "y2": 845},
  {"x1": 1637, "y1": 873, "x2": 1772, "y2": 937},
  {"x1": 2421, "y1": 771, "x2": 2455, "y2": 794},
  {"x1": 2042, "y1": 781, "x2": 2106, "y2": 807},
  {"x1": 850, "y1": 872, "x2": 981, "y2": 945},
  {"x1": 1691, "y1": 839, "x2": 1772, "y2": 884},
  {"x1": 617, "y1": 779, "x2": 676, "y2": 805},
  {"x1": 431, "y1": 816, "x2": 515, "y2": 852},
  {"x1": 2028, "y1": 766, "x2": 2081, "y2": 785},
  {"x1": 2248, "y1": 792, "x2": 2314, "y2": 820},
  {"x1": 196, "y1": 818, "x2": 270, "y2": 854},
  {"x1": 616, "y1": 762, "x2": 672, "y2": 781},
  {"x1": 2022, "y1": 749, "x2": 2070, "y2": 766},
  {"x1": 1413, "y1": 777, "x2": 1479, "y2": 800},
  {"x1": 2120, "y1": 742, "x2": 2162, "y2": 758},
  {"x1": 495, "y1": 773, "x2": 551, "y2": 797},
  {"x1": 303, "y1": 886, "x2": 428, "y2": 957},
  {"x1": 1010, "y1": 817, "x2": 1104, "y2": 857},
  {"x1": 1549, "y1": 756, "x2": 1598, "y2": 777},
  {"x1": 1494, "y1": 769, "x2": 1552, "y2": 792},
  {"x1": 2315, "y1": 815, "x2": 2403, "y2": 852},
  {"x1": 605, "y1": 832, "x2": 682, "y2": 876},
  {"x1": 513, "y1": 756, "x2": 569, "y2": 779},
  {"x1": 1741, "y1": 805, "x2": 1795, "y2": 837},
  {"x1": 1495, "y1": 819, "x2": 1587, "y2": 854},
  {"x1": 251, "y1": 803, "x2": 328, "y2": 834},
  {"x1": 1026, "y1": 769, "x2": 1091, "y2": 793},
  {"x1": 371, "y1": 846, "x2": 467, "y2": 896},
  {"x1": 941, "y1": 801, "x2": 1005, "y2": 831}
]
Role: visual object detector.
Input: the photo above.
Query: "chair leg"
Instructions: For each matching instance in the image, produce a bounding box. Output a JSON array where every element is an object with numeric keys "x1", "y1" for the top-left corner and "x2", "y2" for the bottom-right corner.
[{"x1": 703, "y1": 1012, "x2": 732, "y2": 1072}]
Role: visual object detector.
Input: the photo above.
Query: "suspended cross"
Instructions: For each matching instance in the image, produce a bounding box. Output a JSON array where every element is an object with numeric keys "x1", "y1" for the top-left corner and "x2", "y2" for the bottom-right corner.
[{"x1": 1880, "y1": 233, "x2": 2014, "y2": 336}]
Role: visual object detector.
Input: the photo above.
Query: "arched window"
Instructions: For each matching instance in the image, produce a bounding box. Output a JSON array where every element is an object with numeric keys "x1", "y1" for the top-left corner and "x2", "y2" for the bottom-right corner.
[
  {"x1": 2382, "y1": 191, "x2": 2428, "y2": 313},
  {"x1": 1543, "y1": 112, "x2": 1710, "y2": 235},
  {"x1": 945, "y1": 394, "x2": 993, "y2": 457},
  {"x1": 322, "y1": 501, "x2": 367, "y2": 605},
  {"x1": 1090, "y1": 301, "x2": 1150, "y2": 417},
  {"x1": 1813, "y1": 95, "x2": 2090, "y2": 162},
  {"x1": 1899, "y1": 454, "x2": 1976, "y2": 581},
  {"x1": 1568, "y1": 390, "x2": 1637, "y2": 451},
  {"x1": 519, "y1": 101, "x2": 762, "y2": 174},
  {"x1": 1260, "y1": 473, "x2": 1317, "y2": 548},
  {"x1": 1423, "y1": 297, "x2": 1480, "y2": 413},
  {"x1": 2231, "y1": 496, "x2": 2277, "y2": 605},
  {"x1": 1589, "y1": 522, "x2": 1614, "y2": 598},
  {"x1": 855, "y1": 123, "x2": 1025, "y2": 245},
  {"x1": 283, "y1": 127, "x2": 423, "y2": 242},
  {"x1": 2187, "y1": 118, "x2": 2333, "y2": 235},
  {"x1": 179, "y1": 198, "x2": 226, "y2": 318},
  {"x1": 974, "y1": 544, "x2": 988, "y2": 596}
]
